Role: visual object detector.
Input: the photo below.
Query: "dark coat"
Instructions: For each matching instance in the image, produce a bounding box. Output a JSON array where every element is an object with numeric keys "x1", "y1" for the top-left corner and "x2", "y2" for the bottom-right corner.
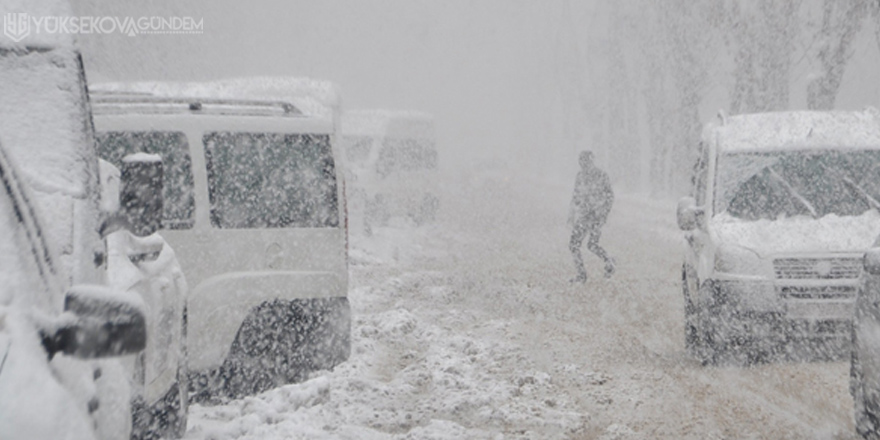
[{"x1": 570, "y1": 166, "x2": 613, "y2": 226}]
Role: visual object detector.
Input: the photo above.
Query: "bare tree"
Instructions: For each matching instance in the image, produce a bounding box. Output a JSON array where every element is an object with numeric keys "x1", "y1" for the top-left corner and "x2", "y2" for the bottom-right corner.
[
  {"x1": 807, "y1": 0, "x2": 868, "y2": 110},
  {"x1": 727, "y1": 0, "x2": 800, "y2": 114}
]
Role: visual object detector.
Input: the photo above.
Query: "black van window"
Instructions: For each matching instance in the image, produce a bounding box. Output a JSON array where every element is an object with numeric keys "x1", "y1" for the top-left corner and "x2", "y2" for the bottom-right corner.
[{"x1": 96, "y1": 131, "x2": 195, "y2": 230}]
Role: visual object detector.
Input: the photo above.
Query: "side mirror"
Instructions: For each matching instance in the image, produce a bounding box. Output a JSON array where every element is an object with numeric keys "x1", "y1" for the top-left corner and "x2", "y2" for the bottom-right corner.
[
  {"x1": 120, "y1": 154, "x2": 164, "y2": 237},
  {"x1": 677, "y1": 197, "x2": 702, "y2": 231},
  {"x1": 865, "y1": 248, "x2": 880, "y2": 276},
  {"x1": 42, "y1": 285, "x2": 147, "y2": 359}
]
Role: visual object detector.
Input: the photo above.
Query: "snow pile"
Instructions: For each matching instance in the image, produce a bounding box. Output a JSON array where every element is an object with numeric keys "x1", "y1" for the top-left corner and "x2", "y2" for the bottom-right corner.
[{"x1": 184, "y1": 225, "x2": 587, "y2": 440}]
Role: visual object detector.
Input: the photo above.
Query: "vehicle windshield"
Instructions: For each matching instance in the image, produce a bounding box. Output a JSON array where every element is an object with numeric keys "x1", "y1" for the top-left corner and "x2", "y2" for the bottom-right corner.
[
  {"x1": 204, "y1": 132, "x2": 339, "y2": 229},
  {"x1": 717, "y1": 149, "x2": 880, "y2": 220},
  {"x1": 96, "y1": 131, "x2": 195, "y2": 230}
]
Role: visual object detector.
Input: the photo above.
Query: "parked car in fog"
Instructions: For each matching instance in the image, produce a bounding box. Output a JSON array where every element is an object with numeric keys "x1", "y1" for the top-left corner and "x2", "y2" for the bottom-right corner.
[
  {"x1": 678, "y1": 109, "x2": 880, "y2": 365},
  {"x1": 90, "y1": 77, "x2": 351, "y2": 399},
  {"x1": 0, "y1": 139, "x2": 147, "y2": 440},
  {"x1": 341, "y1": 109, "x2": 439, "y2": 234}
]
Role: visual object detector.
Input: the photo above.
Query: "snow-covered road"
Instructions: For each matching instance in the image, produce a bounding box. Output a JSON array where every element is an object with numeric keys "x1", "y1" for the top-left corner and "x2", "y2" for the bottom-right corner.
[{"x1": 182, "y1": 177, "x2": 858, "y2": 440}]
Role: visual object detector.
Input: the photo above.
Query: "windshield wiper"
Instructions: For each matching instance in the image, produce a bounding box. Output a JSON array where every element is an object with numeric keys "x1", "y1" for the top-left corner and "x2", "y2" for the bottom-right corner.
[
  {"x1": 841, "y1": 177, "x2": 880, "y2": 211},
  {"x1": 767, "y1": 168, "x2": 818, "y2": 218},
  {"x1": 819, "y1": 163, "x2": 880, "y2": 212}
]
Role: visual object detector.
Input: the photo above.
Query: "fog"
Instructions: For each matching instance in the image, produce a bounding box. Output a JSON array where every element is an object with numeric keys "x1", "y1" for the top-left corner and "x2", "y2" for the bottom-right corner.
[
  {"x1": 14, "y1": 1, "x2": 880, "y2": 438},
  {"x1": 71, "y1": 0, "x2": 880, "y2": 198}
]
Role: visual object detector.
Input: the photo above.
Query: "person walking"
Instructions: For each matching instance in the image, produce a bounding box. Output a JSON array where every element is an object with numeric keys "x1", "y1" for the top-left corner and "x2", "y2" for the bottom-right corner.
[{"x1": 568, "y1": 150, "x2": 615, "y2": 283}]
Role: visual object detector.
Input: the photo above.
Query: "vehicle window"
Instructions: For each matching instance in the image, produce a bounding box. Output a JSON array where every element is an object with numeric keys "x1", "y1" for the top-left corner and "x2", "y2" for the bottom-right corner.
[
  {"x1": 719, "y1": 150, "x2": 880, "y2": 220},
  {"x1": 204, "y1": 132, "x2": 339, "y2": 229},
  {"x1": 95, "y1": 131, "x2": 195, "y2": 230},
  {"x1": 376, "y1": 138, "x2": 438, "y2": 178}
]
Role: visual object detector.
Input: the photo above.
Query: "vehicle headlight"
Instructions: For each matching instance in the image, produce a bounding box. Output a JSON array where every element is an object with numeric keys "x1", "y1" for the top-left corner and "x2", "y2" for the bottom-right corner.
[{"x1": 714, "y1": 244, "x2": 768, "y2": 277}]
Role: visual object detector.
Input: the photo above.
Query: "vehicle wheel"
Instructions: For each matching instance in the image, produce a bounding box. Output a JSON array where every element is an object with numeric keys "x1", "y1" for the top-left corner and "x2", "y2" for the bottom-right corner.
[
  {"x1": 696, "y1": 281, "x2": 724, "y2": 366},
  {"x1": 853, "y1": 333, "x2": 880, "y2": 439},
  {"x1": 682, "y1": 264, "x2": 699, "y2": 357}
]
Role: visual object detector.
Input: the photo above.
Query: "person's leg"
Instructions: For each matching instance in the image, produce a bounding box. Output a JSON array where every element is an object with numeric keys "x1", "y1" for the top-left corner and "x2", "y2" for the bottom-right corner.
[
  {"x1": 586, "y1": 226, "x2": 615, "y2": 278},
  {"x1": 569, "y1": 222, "x2": 588, "y2": 282}
]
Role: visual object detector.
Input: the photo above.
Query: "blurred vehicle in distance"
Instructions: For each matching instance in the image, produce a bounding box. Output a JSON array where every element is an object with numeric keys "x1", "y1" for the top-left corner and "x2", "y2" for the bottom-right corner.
[
  {"x1": 90, "y1": 77, "x2": 351, "y2": 400},
  {"x1": 341, "y1": 110, "x2": 439, "y2": 234},
  {"x1": 678, "y1": 109, "x2": 880, "y2": 365}
]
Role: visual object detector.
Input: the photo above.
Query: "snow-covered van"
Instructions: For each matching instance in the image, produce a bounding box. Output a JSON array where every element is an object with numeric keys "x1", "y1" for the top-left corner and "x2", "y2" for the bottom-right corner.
[
  {"x1": 341, "y1": 110, "x2": 439, "y2": 233},
  {"x1": 677, "y1": 109, "x2": 880, "y2": 364},
  {"x1": 0, "y1": 139, "x2": 147, "y2": 440},
  {"x1": 90, "y1": 78, "x2": 351, "y2": 398},
  {"x1": 0, "y1": 1, "x2": 153, "y2": 438}
]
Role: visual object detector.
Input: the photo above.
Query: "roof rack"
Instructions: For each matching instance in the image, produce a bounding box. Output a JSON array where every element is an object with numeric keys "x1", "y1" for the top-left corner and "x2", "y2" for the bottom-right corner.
[{"x1": 90, "y1": 94, "x2": 303, "y2": 117}]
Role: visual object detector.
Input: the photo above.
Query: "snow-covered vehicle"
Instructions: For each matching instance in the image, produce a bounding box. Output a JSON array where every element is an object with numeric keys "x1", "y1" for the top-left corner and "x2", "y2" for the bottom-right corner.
[
  {"x1": 0, "y1": 2, "x2": 155, "y2": 437},
  {"x1": 678, "y1": 109, "x2": 880, "y2": 364},
  {"x1": 100, "y1": 156, "x2": 189, "y2": 439},
  {"x1": 0, "y1": 137, "x2": 147, "y2": 439},
  {"x1": 90, "y1": 77, "x2": 351, "y2": 399},
  {"x1": 341, "y1": 110, "x2": 439, "y2": 234}
]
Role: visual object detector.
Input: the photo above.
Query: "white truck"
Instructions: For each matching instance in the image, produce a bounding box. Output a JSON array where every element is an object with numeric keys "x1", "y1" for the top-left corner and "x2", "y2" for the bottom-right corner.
[{"x1": 678, "y1": 109, "x2": 880, "y2": 364}]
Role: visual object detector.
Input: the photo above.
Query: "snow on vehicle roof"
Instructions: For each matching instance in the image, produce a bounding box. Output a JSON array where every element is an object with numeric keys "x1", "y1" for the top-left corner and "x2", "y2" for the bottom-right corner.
[
  {"x1": 0, "y1": 0, "x2": 74, "y2": 48},
  {"x1": 122, "y1": 152, "x2": 162, "y2": 163},
  {"x1": 90, "y1": 76, "x2": 340, "y2": 123},
  {"x1": 709, "y1": 109, "x2": 880, "y2": 153},
  {"x1": 342, "y1": 109, "x2": 434, "y2": 138}
]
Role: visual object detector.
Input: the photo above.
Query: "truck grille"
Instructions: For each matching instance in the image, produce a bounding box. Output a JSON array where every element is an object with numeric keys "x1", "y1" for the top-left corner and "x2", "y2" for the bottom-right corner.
[
  {"x1": 779, "y1": 285, "x2": 856, "y2": 300},
  {"x1": 773, "y1": 257, "x2": 861, "y2": 280}
]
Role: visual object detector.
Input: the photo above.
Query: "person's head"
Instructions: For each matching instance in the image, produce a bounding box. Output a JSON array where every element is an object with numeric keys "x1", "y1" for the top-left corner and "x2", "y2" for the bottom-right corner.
[{"x1": 579, "y1": 150, "x2": 594, "y2": 169}]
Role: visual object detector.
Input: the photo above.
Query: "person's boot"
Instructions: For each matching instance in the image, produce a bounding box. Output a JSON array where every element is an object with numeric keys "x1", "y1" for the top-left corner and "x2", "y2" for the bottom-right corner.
[{"x1": 604, "y1": 258, "x2": 616, "y2": 279}]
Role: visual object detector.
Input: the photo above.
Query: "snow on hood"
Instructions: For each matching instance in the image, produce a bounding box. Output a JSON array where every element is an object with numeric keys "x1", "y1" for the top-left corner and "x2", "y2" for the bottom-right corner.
[
  {"x1": 711, "y1": 210, "x2": 880, "y2": 257},
  {"x1": 90, "y1": 77, "x2": 340, "y2": 123}
]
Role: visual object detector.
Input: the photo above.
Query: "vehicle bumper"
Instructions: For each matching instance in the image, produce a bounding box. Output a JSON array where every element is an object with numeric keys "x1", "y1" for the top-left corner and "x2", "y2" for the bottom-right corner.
[{"x1": 707, "y1": 279, "x2": 855, "y2": 342}]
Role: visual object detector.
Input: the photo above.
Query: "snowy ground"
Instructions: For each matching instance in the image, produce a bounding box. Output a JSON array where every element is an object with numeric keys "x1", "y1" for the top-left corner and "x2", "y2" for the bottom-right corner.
[{"x1": 182, "y1": 177, "x2": 859, "y2": 440}]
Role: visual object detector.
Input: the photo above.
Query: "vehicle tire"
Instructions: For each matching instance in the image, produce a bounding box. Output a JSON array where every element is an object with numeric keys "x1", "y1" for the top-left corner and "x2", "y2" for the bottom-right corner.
[
  {"x1": 853, "y1": 331, "x2": 880, "y2": 439},
  {"x1": 682, "y1": 264, "x2": 700, "y2": 357},
  {"x1": 696, "y1": 281, "x2": 724, "y2": 366}
]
